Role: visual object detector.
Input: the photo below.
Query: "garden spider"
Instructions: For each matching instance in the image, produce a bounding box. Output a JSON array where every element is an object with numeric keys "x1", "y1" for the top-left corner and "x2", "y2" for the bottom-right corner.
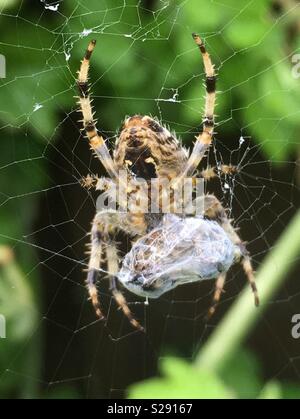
[{"x1": 77, "y1": 35, "x2": 259, "y2": 331}]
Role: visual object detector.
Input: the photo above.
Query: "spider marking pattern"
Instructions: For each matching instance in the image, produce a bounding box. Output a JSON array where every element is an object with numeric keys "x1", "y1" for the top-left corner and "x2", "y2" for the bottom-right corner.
[{"x1": 76, "y1": 35, "x2": 259, "y2": 331}]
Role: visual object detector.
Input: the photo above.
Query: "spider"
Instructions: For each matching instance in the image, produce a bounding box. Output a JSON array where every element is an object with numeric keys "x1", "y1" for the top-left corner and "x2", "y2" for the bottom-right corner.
[{"x1": 76, "y1": 34, "x2": 259, "y2": 331}]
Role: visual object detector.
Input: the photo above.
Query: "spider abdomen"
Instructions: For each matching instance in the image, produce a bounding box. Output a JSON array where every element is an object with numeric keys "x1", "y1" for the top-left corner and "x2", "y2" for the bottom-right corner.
[{"x1": 114, "y1": 115, "x2": 187, "y2": 179}]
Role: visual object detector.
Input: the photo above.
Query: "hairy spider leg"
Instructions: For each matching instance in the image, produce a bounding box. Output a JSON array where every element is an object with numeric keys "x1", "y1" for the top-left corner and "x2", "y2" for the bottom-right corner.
[
  {"x1": 77, "y1": 40, "x2": 118, "y2": 179},
  {"x1": 85, "y1": 210, "x2": 144, "y2": 330},
  {"x1": 85, "y1": 220, "x2": 107, "y2": 320},
  {"x1": 206, "y1": 272, "x2": 227, "y2": 319},
  {"x1": 106, "y1": 245, "x2": 144, "y2": 331},
  {"x1": 197, "y1": 194, "x2": 259, "y2": 317},
  {"x1": 174, "y1": 34, "x2": 216, "y2": 188}
]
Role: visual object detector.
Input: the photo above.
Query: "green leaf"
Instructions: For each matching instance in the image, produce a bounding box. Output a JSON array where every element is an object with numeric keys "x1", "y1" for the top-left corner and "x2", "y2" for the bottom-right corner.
[
  {"x1": 220, "y1": 350, "x2": 263, "y2": 399},
  {"x1": 259, "y1": 381, "x2": 282, "y2": 399},
  {"x1": 0, "y1": 246, "x2": 37, "y2": 342},
  {"x1": 128, "y1": 358, "x2": 234, "y2": 399}
]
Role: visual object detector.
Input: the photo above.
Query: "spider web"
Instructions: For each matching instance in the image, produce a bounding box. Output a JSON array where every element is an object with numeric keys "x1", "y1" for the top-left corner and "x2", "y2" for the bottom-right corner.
[{"x1": 0, "y1": 0, "x2": 300, "y2": 399}]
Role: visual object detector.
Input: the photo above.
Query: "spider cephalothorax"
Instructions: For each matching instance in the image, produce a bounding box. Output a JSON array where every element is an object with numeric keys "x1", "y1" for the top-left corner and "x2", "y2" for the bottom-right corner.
[
  {"x1": 114, "y1": 115, "x2": 188, "y2": 180},
  {"x1": 76, "y1": 35, "x2": 259, "y2": 331}
]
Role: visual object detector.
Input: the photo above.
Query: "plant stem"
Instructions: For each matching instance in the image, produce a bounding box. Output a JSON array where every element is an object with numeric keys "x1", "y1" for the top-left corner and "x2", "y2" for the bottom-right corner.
[{"x1": 195, "y1": 210, "x2": 300, "y2": 372}]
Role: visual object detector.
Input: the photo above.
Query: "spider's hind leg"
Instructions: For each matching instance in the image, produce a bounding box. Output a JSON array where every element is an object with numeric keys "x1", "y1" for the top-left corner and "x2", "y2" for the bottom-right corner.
[
  {"x1": 197, "y1": 194, "x2": 259, "y2": 317},
  {"x1": 86, "y1": 210, "x2": 144, "y2": 331},
  {"x1": 241, "y1": 253, "x2": 260, "y2": 307},
  {"x1": 106, "y1": 245, "x2": 144, "y2": 332},
  {"x1": 206, "y1": 273, "x2": 227, "y2": 320},
  {"x1": 85, "y1": 210, "x2": 120, "y2": 320},
  {"x1": 86, "y1": 220, "x2": 107, "y2": 320}
]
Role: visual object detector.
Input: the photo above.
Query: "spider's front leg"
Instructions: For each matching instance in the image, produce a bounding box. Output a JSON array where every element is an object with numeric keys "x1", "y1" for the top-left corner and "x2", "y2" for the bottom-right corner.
[
  {"x1": 77, "y1": 40, "x2": 118, "y2": 179},
  {"x1": 86, "y1": 210, "x2": 143, "y2": 331},
  {"x1": 175, "y1": 34, "x2": 217, "y2": 186}
]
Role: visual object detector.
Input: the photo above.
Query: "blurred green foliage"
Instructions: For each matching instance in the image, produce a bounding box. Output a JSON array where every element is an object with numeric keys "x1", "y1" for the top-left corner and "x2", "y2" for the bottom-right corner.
[
  {"x1": 0, "y1": 246, "x2": 38, "y2": 398},
  {"x1": 0, "y1": 0, "x2": 299, "y2": 399},
  {"x1": 129, "y1": 351, "x2": 300, "y2": 399},
  {"x1": 129, "y1": 357, "x2": 235, "y2": 399},
  {"x1": 0, "y1": 0, "x2": 299, "y2": 154}
]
